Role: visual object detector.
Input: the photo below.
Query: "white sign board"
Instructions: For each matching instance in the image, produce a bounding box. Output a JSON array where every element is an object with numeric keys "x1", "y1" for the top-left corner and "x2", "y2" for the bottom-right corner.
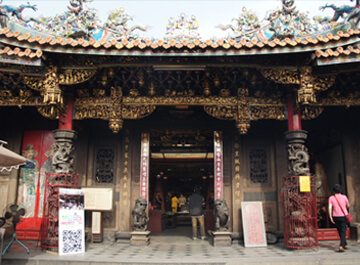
[
  {"x1": 82, "y1": 187, "x2": 113, "y2": 211},
  {"x1": 58, "y1": 188, "x2": 85, "y2": 255},
  {"x1": 241, "y1": 201, "x2": 267, "y2": 248}
]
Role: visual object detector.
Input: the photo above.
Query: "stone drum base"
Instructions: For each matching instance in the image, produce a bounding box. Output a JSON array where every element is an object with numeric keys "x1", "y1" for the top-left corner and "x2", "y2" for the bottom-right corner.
[
  {"x1": 210, "y1": 231, "x2": 232, "y2": 246},
  {"x1": 130, "y1": 231, "x2": 150, "y2": 246}
]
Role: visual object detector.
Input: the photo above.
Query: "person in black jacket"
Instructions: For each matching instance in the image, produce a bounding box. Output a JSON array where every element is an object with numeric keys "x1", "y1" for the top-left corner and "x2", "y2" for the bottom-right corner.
[{"x1": 189, "y1": 185, "x2": 206, "y2": 240}]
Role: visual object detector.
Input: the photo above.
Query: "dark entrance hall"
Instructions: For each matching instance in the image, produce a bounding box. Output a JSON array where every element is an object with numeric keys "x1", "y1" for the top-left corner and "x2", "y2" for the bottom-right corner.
[{"x1": 148, "y1": 129, "x2": 215, "y2": 234}]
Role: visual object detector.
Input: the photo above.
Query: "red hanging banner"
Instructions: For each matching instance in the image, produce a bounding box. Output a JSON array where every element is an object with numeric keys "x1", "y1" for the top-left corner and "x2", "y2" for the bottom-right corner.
[
  {"x1": 140, "y1": 132, "x2": 150, "y2": 200},
  {"x1": 214, "y1": 131, "x2": 223, "y2": 200}
]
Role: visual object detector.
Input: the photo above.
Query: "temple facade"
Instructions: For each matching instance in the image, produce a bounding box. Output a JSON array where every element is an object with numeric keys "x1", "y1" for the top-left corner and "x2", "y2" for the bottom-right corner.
[{"x1": 1, "y1": 0, "x2": 360, "y2": 245}]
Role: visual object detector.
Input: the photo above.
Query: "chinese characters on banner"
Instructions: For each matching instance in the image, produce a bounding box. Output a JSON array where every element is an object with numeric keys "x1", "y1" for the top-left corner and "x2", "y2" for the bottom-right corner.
[
  {"x1": 58, "y1": 188, "x2": 85, "y2": 255},
  {"x1": 233, "y1": 137, "x2": 241, "y2": 206},
  {"x1": 140, "y1": 132, "x2": 150, "y2": 200},
  {"x1": 121, "y1": 129, "x2": 131, "y2": 207},
  {"x1": 214, "y1": 131, "x2": 223, "y2": 200},
  {"x1": 241, "y1": 201, "x2": 267, "y2": 247}
]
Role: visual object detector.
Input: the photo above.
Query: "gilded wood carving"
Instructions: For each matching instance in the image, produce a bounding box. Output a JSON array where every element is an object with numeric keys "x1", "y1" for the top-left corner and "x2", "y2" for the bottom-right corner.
[
  {"x1": 260, "y1": 67, "x2": 336, "y2": 105},
  {"x1": 1, "y1": 63, "x2": 358, "y2": 134}
]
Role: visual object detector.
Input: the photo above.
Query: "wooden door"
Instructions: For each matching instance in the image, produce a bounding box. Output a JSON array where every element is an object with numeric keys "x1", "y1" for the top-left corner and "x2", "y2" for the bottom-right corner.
[{"x1": 16, "y1": 130, "x2": 55, "y2": 240}]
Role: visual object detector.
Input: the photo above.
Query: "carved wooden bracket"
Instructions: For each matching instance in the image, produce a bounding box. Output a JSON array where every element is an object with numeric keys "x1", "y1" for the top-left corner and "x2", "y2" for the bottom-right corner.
[
  {"x1": 23, "y1": 65, "x2": 98, "y2": 118},
  {"x1": 260, "y1": 67, "x2": 335, "y2": 105},
  {"x1": 58, "y1": 68, "x2": 97, "y2": 85},
  {"x1": 203, "y1": 87, "x2": 286, "y2": 134},
  {"x1": 74, "y1": 86, "x2": 156, "y2": 133},
  {"x1": 109, "y1": 86, "x2": 123, "y2": 133},
  {"x1": 236, "y1": 87, "x2": 250, "y2": 134},
  {"x1": 23, "y1": 66, "x2": 62, "y2": 116}
]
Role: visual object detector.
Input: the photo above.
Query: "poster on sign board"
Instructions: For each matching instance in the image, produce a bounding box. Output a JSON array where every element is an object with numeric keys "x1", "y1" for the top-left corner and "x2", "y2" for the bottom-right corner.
[
  {"x1": 241, "y1": 201, "x2": 267, "y2": 248},
  {"x1": 58, "y1": 188, "x2": 85, "y2": 255}
]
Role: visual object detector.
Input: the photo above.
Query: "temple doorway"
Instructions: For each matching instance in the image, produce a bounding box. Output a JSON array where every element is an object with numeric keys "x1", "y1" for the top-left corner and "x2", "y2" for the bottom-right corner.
[
  {"x1": 305, "y1": 110, "x2": 348, "y2": 240},
  {"x1": 148, "y1": 129, "x2": 215, "y2": 236}
]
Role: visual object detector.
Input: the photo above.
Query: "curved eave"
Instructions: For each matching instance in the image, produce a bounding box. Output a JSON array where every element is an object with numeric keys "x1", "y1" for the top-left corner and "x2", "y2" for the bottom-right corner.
[
  {"x1": 316, "y1": 42, "x2": 360, "y2": 66},
  {"x1": 0, "y1": 45, "x2": 42, "y2": 66},
  {"x1": 0, "y1": 27, "x2": 360, "y2": 57}
]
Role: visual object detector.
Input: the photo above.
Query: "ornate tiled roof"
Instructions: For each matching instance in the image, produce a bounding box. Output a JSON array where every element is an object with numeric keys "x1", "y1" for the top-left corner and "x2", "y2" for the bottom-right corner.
[
  {"x1": 0, "y1": 0, "x2": 360, "y2": 58},
  {"x1": 1, "y1": 27, "x2": 360, "y2": 57}
]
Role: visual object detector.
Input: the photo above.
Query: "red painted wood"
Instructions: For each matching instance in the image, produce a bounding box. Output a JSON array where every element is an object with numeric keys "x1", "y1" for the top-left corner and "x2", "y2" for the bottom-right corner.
[
  {"x1": 58, "y1": 95, "x2": 73, "y2": 130},
  {"x1": 287, "y1": 95, "x2": 302, "y2": 131},
  {"x1": 16, "y1": 130, "x2": 55, "y2": 240},
  {"x1": 317, "y1": 228, "x2": 350, "y2": 241}
]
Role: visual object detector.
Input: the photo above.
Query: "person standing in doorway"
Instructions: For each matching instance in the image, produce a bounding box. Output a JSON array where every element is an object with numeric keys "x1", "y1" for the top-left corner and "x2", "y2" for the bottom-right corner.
[
  {"x1": 189, "y1": 186, "x2": 206, "y2": 240},
  {"x1": 328, "y1": 184, "x2": 350, "y2": 252},
  {"x1": 178, "y1": 193, "x2": 187, "y2": 212},
  {"x1": 171, "y1": 193, "x2": 179, "y2": 213},
  {"x1": 153, "y1": 191, "x2": 163, "y2": 210}
]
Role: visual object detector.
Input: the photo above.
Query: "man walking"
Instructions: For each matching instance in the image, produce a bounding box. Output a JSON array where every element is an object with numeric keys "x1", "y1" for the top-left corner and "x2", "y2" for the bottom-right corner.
[{"x1": 189, "y1": 185, "x2": 206, "y2": 240}]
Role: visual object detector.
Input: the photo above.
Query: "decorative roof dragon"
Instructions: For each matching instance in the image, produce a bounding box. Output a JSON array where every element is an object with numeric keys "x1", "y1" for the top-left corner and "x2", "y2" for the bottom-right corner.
[
  {"x1": 0, "y1": 0, "x2": 359, "y2": 44},
  {"x1": 317, "y1": 0, "x2": 360, "y2": 27},
  {"x1": 0, "y1": 0, "x2": 38, "y2": 27},
  {"x1": 217, "y1": 0, "x2": 317, "y2": 41},
  {"x1": 0, "y1": 0, "x2": 148, "y2": 41}
]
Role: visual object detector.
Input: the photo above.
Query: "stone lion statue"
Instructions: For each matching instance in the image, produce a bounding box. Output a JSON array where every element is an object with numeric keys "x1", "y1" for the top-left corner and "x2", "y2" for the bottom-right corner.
[
  {"x1": 214, "y1": 199, "x2": 230, "y2": 231},
  {"x1": 132, "y1": 197, "x2": 149, "y2": 231}
]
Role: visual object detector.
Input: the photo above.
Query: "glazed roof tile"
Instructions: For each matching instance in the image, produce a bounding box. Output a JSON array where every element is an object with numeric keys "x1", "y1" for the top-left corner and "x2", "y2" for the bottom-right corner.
[
  {"x1": 0, "y1": 45, "x2": 42, "y2": 58},
  {"x1": 316, "y1": 43, "x2": 360, "y2": 58},
  {"x1": 0, "y1": 27, "x2": 360, "y2": 57}
]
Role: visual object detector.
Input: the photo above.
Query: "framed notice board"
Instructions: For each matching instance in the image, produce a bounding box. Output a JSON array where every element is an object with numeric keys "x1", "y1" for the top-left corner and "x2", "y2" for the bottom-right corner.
[
  {"x1": 81, "y1": 187, "x2": 113, "y2": 211},
  {"x1": 241, "y1": 201, "x2": 267, "y2": 247}
]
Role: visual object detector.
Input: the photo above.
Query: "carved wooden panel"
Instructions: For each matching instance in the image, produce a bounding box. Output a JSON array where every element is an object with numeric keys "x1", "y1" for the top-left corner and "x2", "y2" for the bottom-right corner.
[
  {"x1": 249, "y1": 146, "x2": 269, "y2": 185},
  {"x1": 94, "y1": 147, "x2": 115, "y2": 184}
]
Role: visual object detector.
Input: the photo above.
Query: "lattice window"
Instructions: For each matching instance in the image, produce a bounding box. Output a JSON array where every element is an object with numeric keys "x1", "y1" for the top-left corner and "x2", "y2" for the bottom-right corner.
[
  {"x1": 94, "y1": 147, "x2": 115, "y2": 183},
  {"x1": 249, "y1": 147, "x2": 269, "y2": 184}
]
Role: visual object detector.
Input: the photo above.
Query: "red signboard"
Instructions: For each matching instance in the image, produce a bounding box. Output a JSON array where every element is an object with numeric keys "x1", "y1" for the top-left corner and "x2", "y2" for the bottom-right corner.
[
  {"x1": 214, "y1": 131, "x2": 223, "y2": 200},
  {"x1": 140, "y1": 132, "x2": 150, "y2": 200}
]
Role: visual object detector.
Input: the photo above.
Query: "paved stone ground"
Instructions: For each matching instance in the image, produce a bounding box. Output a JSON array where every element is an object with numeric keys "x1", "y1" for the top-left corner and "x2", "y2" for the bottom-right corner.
[
  {"x1": 1, "y1": 226, "x2": 360, "y2": 265},
  {"x1": 1, "y1": 235, "x2": 360, "y2": 265}
]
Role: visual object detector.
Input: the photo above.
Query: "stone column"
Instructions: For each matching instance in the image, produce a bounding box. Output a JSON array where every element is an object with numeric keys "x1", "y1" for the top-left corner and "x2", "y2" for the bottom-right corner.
[
  {"x1": 284, "y1": 130, "x2": 310, "y2": 176},
  {"x1": 52, "y1": 129, "x2": 78, "y2": 174}
]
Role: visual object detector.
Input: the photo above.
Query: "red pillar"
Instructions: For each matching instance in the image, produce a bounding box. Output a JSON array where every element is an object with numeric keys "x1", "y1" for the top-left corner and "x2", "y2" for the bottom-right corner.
[
  {"x1": 286, "y1": 95, "x2": 301, "y2": 131},
  {"x1": 58, "y1": 95, "x2": 74, "y2": 130}
]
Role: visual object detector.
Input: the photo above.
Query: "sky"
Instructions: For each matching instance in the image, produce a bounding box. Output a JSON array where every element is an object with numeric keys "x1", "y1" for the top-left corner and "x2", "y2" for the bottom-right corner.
[{"x1": 7, "y1": 0, "x2": 352, "y2": 39}]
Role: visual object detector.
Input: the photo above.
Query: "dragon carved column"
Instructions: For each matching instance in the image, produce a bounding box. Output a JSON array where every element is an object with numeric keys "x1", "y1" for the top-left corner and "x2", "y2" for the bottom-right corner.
[
  {"x1": 52, "y1": 129, "x2": 78, "y2": 174},
  {"x1": 260, "y1": 67, "x2": 335, "y2": 174},
  {"x1": 284, "y1": 130, "x2": 310, "y2": 176}
]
